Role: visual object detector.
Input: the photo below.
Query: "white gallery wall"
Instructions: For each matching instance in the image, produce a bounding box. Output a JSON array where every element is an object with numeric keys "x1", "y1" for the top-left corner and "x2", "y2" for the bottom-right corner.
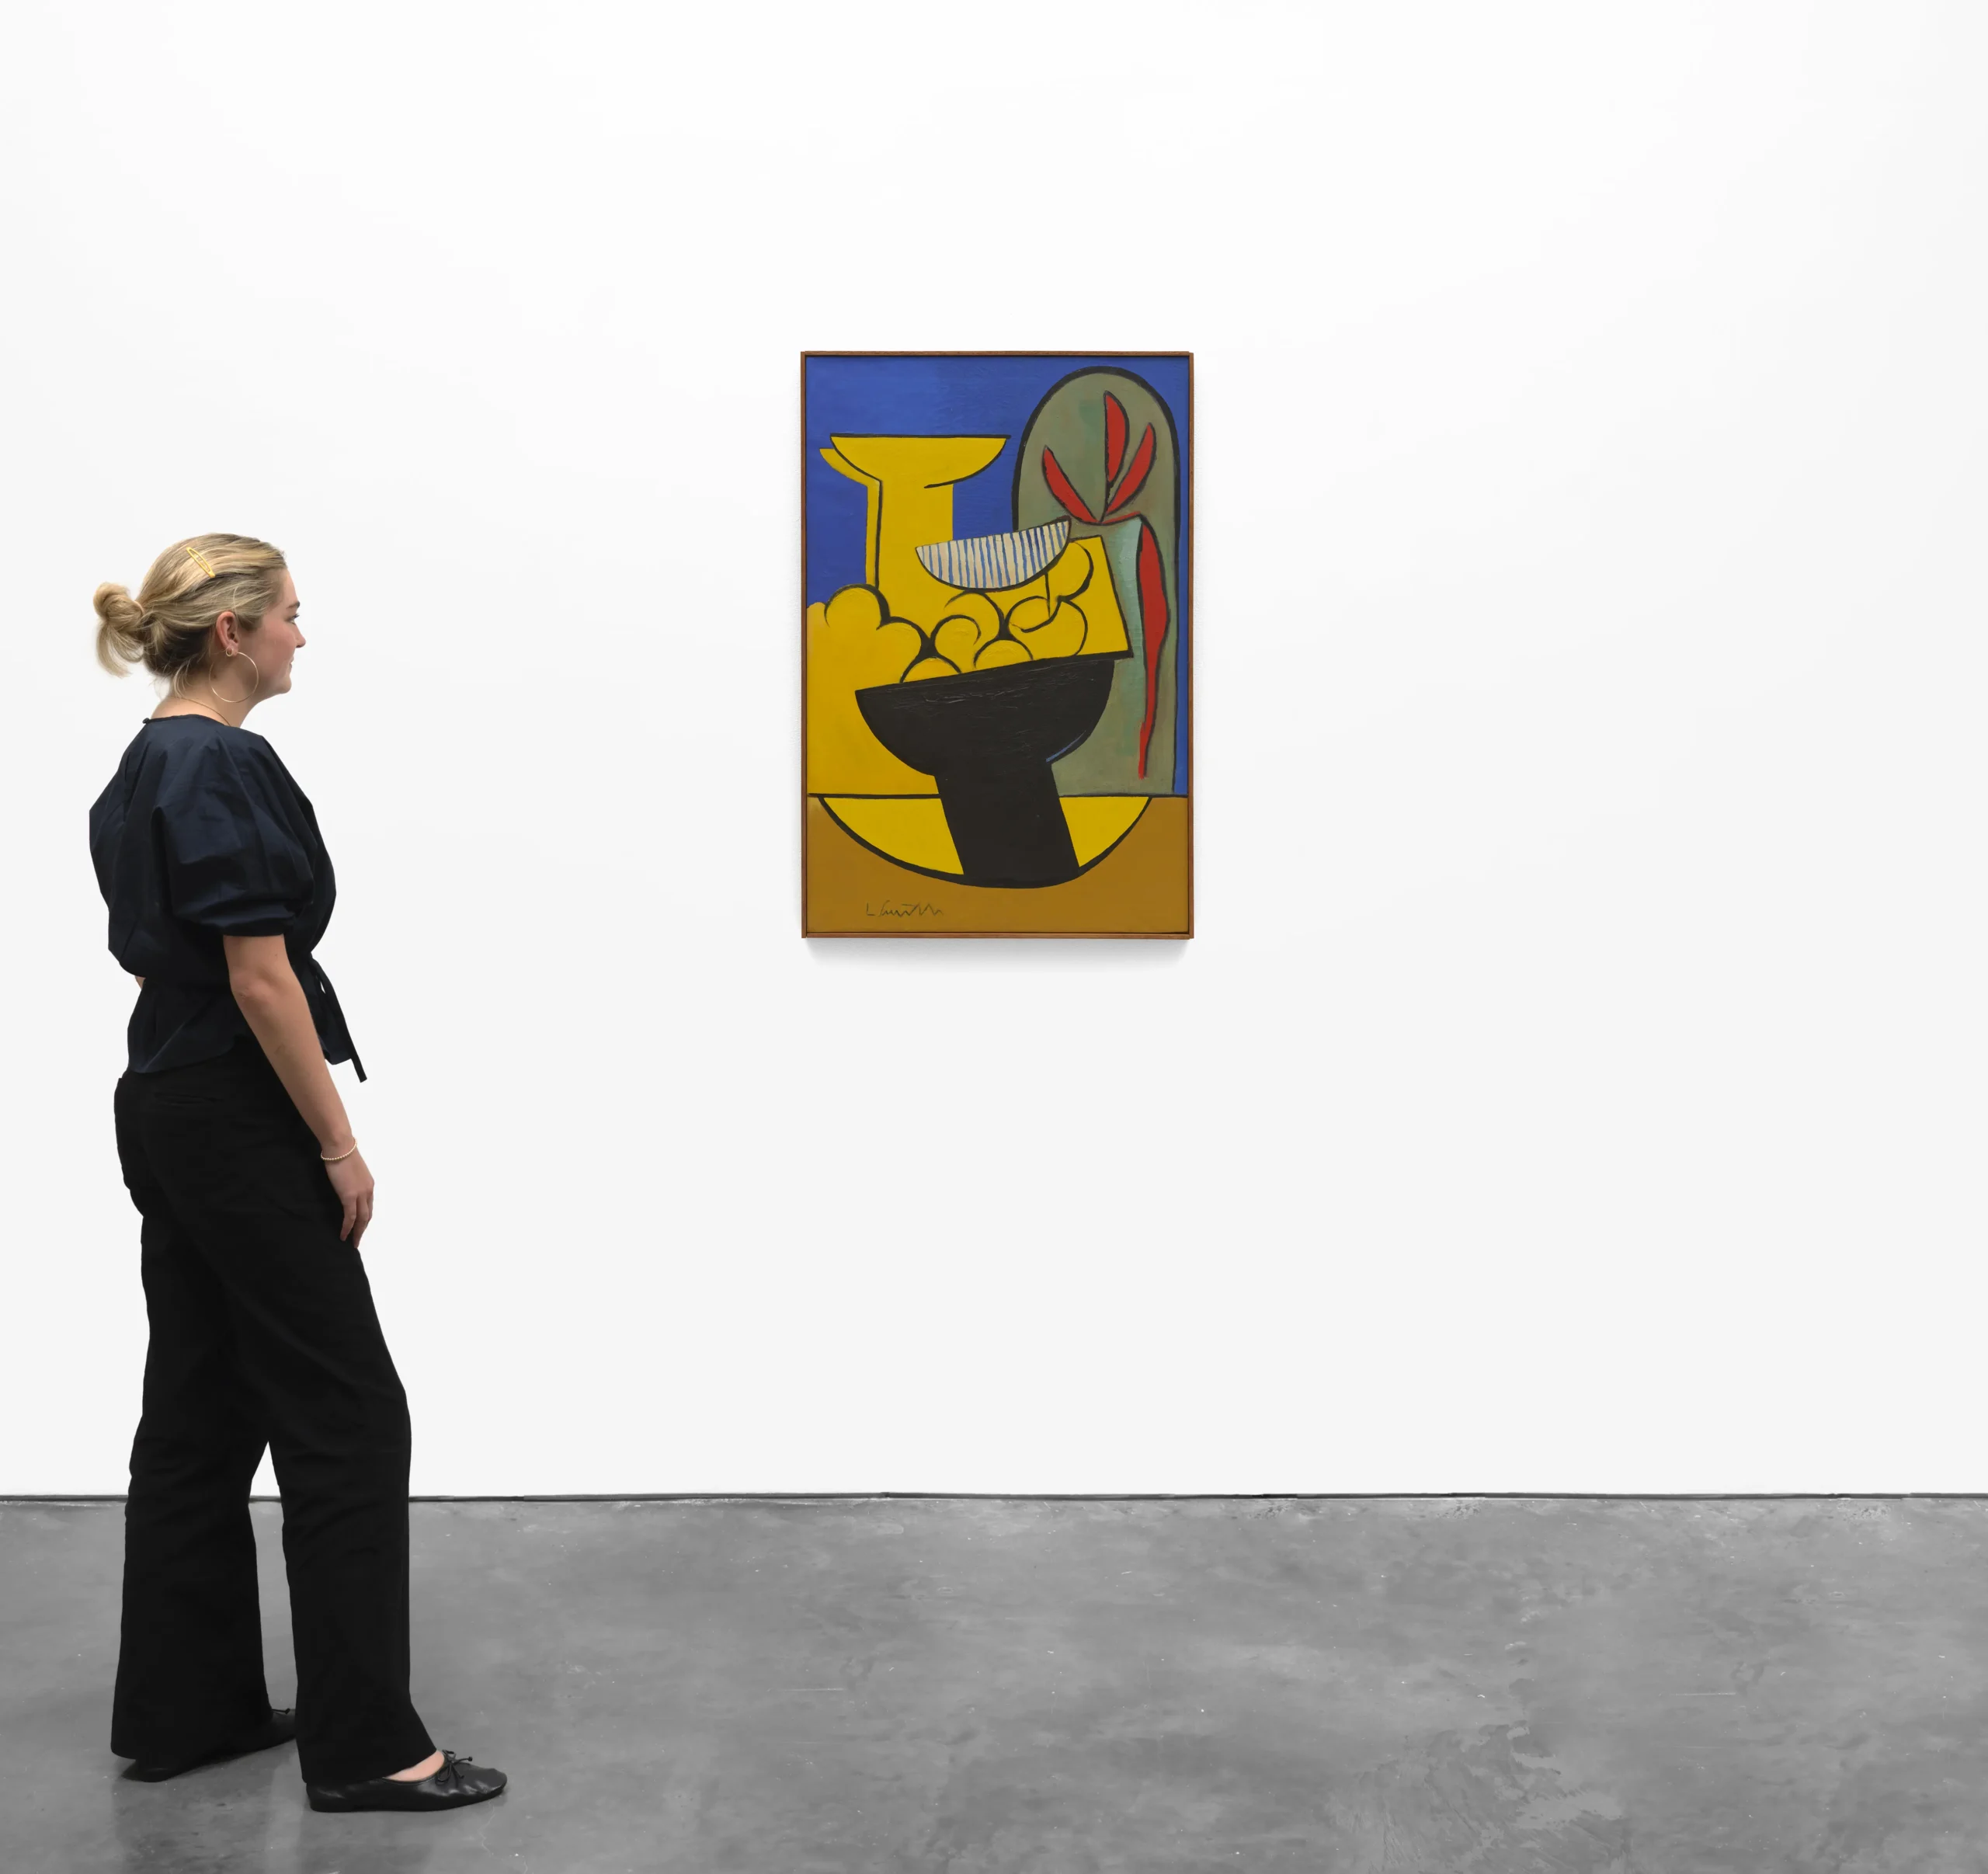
[{"x1": 4, "y1": 2, "x2": 1983, "y2": 1494}]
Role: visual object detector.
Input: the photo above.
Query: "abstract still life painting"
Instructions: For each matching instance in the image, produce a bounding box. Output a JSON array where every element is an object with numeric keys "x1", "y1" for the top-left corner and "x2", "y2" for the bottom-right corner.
[{"x1": 803, "y1": 352, "x2": 1192, "y2": 937}]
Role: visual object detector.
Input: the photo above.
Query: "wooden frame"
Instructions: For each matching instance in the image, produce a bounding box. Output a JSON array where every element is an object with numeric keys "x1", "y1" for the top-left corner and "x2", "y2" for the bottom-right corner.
[{"x1": 801, "y1": 351, "x2": 1194, "y2": 939}]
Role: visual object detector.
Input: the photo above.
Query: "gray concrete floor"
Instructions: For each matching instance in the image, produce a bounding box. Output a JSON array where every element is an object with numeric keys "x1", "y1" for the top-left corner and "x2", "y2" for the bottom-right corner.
[{"x1": 4, "y1": 1497, "x2": 1987, "y2": 1872}]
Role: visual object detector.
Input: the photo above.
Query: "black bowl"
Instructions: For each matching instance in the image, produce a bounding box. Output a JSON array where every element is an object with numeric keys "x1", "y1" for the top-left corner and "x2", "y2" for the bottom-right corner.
[
  {"x1": 855, "y1": 651, "x2": 1128, "y2": 888},
  {"x1": 857, "y1": 650, "x2": 1127, "y2": 775}
]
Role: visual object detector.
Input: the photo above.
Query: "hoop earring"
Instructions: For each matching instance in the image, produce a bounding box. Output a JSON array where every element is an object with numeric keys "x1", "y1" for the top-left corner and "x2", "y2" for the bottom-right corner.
[
  {"x1": 212, "y1": 644, "x2": 262, "y2": 703},
  {"x1": 171, "y1": 650, "x2": 259, "y2": 708}
]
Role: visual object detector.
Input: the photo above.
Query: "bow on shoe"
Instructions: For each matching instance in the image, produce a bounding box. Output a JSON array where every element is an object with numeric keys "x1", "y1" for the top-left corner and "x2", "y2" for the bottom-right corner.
[{"x1": 433, "y1": 1751, "x2": 476, "y2": 1789}]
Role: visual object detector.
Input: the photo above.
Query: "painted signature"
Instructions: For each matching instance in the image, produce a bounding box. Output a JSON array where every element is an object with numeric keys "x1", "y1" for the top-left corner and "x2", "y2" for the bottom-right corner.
[{"x1": 866, "y1": 902, "x2": 944, "y2": 920}]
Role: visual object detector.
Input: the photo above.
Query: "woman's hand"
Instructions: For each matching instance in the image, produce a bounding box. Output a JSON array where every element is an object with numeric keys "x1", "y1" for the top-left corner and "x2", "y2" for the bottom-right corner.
[
  {"x1": 322, "y1": 1146, "x2": 374, "y2": 1248},
  {"x1": 134, "y1": 975, "x2": 144, "y2": 987}
]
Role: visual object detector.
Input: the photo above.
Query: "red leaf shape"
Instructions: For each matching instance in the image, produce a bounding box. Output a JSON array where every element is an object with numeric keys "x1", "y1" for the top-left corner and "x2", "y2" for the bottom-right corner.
[
  {"x1": 1104, "y1": 425, "x2": 1155, "y2": 516},
  {"x1": 1135, "y1": 518, "x2": 1170, "y2": 778},
  {"x1": 1103, "y1": 391, "x2": 1128, "y2": 485},
  {"x1": 1041, "y1": 447, "x2": 1096, "y2": 523}
]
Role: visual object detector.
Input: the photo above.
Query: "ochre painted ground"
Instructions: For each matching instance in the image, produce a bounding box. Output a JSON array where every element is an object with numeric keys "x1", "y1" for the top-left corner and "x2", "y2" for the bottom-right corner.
[{"x1": 805, "y1": 794, "x2": 1190, "y2": 936}]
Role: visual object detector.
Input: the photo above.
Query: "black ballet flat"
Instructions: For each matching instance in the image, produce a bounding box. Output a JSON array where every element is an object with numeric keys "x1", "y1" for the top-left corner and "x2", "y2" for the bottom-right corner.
[
  {"x1": 306, "y1": 1749, "x2": 507, "y2": 1813},
  {"x1": 124, "y1": 1707, "x2": 297, "y2": 1782}
]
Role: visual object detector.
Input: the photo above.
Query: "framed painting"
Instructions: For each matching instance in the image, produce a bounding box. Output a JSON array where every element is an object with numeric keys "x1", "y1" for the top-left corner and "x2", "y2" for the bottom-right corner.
[{"x1": 802, "y1": 351, "x2": 1193, "y2": 938}]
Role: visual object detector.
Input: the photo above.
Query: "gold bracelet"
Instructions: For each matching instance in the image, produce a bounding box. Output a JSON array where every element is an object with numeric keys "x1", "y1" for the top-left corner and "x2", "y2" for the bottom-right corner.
[{"x1": 321, "y1": 1141, "x2": 359, "y2": 1163}]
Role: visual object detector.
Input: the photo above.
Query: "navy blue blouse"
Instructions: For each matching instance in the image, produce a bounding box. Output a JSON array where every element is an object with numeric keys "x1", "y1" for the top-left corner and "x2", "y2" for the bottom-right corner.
[{"x1": 89, "y1": 715, "x2": 367, "y2": 1080}]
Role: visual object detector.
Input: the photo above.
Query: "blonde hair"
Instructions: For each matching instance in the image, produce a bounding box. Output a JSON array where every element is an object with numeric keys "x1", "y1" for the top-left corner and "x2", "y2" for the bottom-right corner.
[{"x1": 92, "y1": 534, "x2": 288, "y2": 694}]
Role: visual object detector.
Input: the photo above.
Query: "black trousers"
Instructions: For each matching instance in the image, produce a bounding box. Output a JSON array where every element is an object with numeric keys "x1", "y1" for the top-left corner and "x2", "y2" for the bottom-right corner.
[{"x1": 110, "y1": 1034, "x2": 435, "y2": 1786}]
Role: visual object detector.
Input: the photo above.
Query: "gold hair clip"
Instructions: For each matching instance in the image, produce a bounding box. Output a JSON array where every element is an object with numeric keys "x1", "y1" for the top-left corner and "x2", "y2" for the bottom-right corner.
[{"x1": 182, "y1": 543, "x2": 215, "y2": 578}]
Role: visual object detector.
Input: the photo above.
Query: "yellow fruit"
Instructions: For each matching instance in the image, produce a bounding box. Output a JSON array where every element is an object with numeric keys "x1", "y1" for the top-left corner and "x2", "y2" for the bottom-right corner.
[
  {"x1": 943, "y1": 592, "x2": 1001, "y2": 635},
  {"x1": 1006, "y1": 595, "x2": 1052, "y2": 635},
  {"x1": 1020, "y1": 600, "x2": 1086, "y2": 661},
  {"x1": 902, "y1": 655, "x2": 960, "y2": 682},
  {"x1": 975, "y1": 637, "x2": 1032, "y2": 669},
  {"x1": 825, "y1": 583, "x2": 885, "y2": 634},
  {"x1": 1046, "y1": 546, "x2": 1095, "y2": 602},
  {"x1": 935, "y1": 613, "x2": 991, "y2": 669}
]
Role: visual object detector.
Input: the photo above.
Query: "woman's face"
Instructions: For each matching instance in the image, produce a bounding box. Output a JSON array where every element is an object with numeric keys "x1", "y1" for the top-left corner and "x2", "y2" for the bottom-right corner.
[{"x1": 220, "y1": 569, "x2": 303, "y2": 697}]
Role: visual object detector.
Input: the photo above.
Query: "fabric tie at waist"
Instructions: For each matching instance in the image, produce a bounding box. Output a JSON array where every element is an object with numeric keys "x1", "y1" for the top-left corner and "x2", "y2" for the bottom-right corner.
[{"x1": 308, "y1": 957, "x2": 367, "y2": 1083}]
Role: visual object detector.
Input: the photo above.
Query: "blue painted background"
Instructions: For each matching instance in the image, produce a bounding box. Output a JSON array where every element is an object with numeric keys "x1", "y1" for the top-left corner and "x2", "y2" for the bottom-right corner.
[{"x1": 805, "y1": 353, "x2": 1191, "y2": 793}]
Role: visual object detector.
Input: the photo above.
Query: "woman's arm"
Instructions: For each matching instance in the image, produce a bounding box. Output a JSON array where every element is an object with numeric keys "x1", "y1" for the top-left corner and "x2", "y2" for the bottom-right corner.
[
  {"x1": 224, "y1": 934, "x2": 374, "y2": 1246},
  {"x1": 221, "y1": 934, "x2": 356, "y2": 1156}
]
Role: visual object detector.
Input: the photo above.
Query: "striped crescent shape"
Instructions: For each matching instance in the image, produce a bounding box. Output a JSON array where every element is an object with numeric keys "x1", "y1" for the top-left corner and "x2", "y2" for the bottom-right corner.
[{"x1": 914, "y1": 520, "x2": 1070, "y2": 593}]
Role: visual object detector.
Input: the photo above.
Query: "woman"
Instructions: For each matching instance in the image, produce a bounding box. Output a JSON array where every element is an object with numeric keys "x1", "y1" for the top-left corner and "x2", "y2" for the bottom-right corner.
[{"x1": 87, "y1": 534, "x2": 506, "y2": 1815}]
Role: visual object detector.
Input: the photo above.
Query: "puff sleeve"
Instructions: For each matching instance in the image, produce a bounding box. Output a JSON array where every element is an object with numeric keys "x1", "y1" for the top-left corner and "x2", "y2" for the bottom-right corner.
[{"x1": 157, "y1": 738, "x2": 313, "y2": 936}]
